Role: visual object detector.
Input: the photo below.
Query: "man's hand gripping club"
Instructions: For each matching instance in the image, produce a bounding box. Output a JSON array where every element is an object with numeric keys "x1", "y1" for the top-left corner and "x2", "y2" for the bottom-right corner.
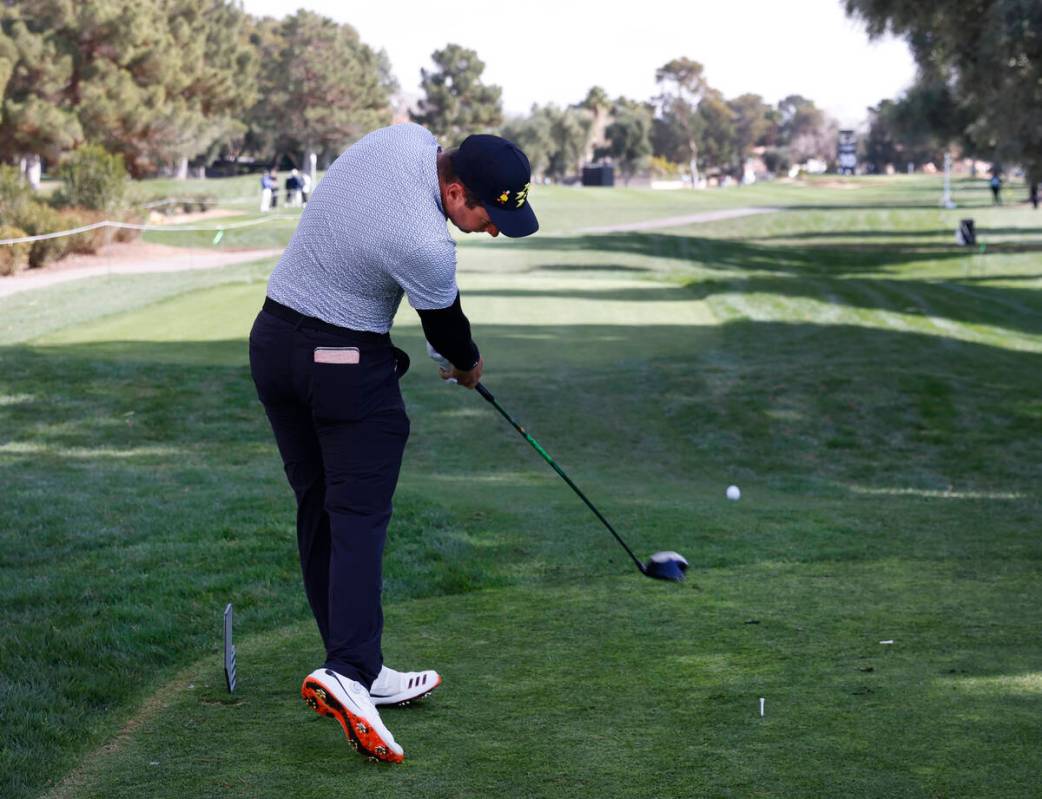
[{"x1": 426, "y1": 341, "x2": 483, "y2": 388}]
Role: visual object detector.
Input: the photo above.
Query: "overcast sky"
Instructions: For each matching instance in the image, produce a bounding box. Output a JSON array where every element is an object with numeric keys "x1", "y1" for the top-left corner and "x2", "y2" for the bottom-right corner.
[{"x1": 242, "y1": 0, "x2": 917, "y2": 129}]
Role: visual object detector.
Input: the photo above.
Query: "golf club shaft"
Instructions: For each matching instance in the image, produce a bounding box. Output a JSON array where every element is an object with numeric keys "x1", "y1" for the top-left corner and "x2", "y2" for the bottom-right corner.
[{"x1": 475, "y1": 383, "x2": 646, "y2": 572}]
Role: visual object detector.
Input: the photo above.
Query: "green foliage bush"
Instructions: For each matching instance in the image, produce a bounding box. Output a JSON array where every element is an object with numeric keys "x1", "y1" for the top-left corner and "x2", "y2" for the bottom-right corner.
[
  {"x1": 10, "y1": 201, "x2": 73, "y2": 268},
  {"x1": 58, "y1": 208, "x2": 112, "y2": 254},
  {"x1": 762, "y1": 147, "x2": 791, "y2": 176},
  {"x1": 649, "y1": 156, "x2": 683, "y2": 179},
  {"x1": 1, "y1": 203, "x2": 138, "y2": 270},
  {"x1": 0, "y1": 225, "x2": 31, "y2": 276},
  {"x1": 0, "y1": 165, "x2": 32, "y2": 224},
  {"x1": 55, "y1": 144, "x2": 128, "y2": 212},
  {"x1": 113, "y1": 211, "x2": 143, "y2": 244}
]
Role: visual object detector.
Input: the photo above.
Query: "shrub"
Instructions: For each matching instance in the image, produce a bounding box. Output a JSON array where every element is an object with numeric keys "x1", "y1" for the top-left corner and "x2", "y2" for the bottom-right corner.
[
  {"x1": 113, "y1": 210, "x2": 143, "y2": 243},
  {"x1": 55, "y1": 144, "x2": 127, "y2": 212},
  {"x1": 58, "y1": 208, "x2": 111, "y2": 254},
  {"x1": 0, "y1": 164, "x2": 32, "y2": 224},
  {"x1": 0, "y1": 225, "x2": 31, "y2": 276},
  {"x1": 11, "y1": 201, "x2": 73, "y2": 268},
  {"x1": 649, "y1": 156, "x2": 683, "y2": 179}
]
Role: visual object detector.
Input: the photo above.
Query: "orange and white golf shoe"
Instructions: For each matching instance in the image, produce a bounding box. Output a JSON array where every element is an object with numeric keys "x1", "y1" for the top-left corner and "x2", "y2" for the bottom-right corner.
[
  {"x1": 369, "y1": 665, "x2": 442, "y2": 707},
  {"x1": 301, "y1": 668, "x2": 405, "y2": 764}
]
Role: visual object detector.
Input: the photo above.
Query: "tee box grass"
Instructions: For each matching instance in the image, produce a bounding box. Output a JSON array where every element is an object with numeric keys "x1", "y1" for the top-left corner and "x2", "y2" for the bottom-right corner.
[{"x1": 0, "y1": 175, "x2": 1039, "y2": 799}]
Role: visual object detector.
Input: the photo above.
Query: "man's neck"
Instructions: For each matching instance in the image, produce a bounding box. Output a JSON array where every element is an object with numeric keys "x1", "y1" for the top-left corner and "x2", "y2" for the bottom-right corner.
[{"x1": 435, "y1": 151, "x2": 450, "y2": 214}]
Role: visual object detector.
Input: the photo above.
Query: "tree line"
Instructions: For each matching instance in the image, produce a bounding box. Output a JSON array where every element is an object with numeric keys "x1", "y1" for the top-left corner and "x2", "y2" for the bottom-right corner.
[
  {"x1": 0, "y1": 2, "x2": 395, "y2": 180},
  {"x1": 0, "y1": 1, "x2": 840, "y2": 185}
]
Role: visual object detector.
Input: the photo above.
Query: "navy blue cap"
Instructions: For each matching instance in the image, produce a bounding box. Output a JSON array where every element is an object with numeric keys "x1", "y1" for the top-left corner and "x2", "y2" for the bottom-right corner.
[{"x1": 452, "y1": 134, "x2": 539, "y2": 238}]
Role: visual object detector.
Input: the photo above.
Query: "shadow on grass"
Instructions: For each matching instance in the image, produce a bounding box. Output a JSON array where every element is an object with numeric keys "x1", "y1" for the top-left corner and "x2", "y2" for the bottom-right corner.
[
  {"x1": 462, "y1": 273, "x2": 1042, "y2": 337},
  {"x1": 508, "y1": 232, "x2": 970, "y2": 275},
  {"x1": 534, "y1": 262, "x2": 654, "y2": 273},
  {"x1": 751, "y1": 226, "x2": 1042, "y2": 241}
]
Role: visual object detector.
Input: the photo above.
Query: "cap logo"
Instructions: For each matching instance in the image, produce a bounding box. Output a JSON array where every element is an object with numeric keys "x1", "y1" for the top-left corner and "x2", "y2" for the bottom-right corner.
[
  {"x1": 515, "y1": 182, "x2": 530, "y2": 208},
  {"x1": 496, "y1": 190, "x2": 510, "y2": 206}
]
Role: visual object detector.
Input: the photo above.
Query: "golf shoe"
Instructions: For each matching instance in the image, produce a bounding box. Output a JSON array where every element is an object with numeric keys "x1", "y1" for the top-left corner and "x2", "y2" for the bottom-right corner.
[
  {"x1": 301, "y1": 668, "x2": 404, "y2": 763},
  {"x1": 370, "y1": 665, "x2": 442, "y2": 707}
]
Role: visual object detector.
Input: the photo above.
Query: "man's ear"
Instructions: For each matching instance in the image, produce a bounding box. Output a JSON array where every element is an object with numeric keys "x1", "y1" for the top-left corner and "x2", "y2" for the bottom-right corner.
[{"x1": 444, "y1": 181, "x2": 465, "y2": 202}]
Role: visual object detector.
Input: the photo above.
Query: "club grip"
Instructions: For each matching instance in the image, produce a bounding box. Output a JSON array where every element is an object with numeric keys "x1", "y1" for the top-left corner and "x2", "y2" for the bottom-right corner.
[{"x1": 476, "y1": 383, "x2": 495, "y2": 403}]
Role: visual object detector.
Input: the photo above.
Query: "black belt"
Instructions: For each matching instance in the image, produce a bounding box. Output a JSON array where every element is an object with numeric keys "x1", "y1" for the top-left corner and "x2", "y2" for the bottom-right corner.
[{"x1": 263, "y1": 297, "x2": 391, "y2": 346}]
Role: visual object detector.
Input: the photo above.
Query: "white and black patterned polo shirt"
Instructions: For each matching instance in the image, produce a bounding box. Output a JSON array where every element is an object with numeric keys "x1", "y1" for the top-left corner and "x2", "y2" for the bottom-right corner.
[{"x1": 266, "y1": 123, "x2": 458, "y2": 333}]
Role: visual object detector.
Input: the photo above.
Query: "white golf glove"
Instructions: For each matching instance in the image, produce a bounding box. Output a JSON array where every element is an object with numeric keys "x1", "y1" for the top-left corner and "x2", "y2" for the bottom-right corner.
[{"x1": 425, "y1": 341, "x2": 457, "y2": 383}]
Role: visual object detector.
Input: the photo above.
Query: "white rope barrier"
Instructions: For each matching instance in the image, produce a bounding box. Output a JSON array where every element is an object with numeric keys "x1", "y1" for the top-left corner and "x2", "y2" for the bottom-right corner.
[{"x1": 0, "y1": 214, "x2": 293, "y2": 246}]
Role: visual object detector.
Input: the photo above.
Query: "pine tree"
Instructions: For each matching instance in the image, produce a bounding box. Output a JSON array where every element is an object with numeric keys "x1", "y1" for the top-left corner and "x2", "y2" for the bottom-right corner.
[
  {"x1": 1, "y1": 1, "x2": 257, "y2": 177},
  {"x1": 411, "y1": 43, "x2": 502, "y2": 144},
  {"x1": 245, "y1": 10, "x2": 395, "y2": 169},
  {"x1": 0, "y1": 5, "x2": 83, "y2": 170}
]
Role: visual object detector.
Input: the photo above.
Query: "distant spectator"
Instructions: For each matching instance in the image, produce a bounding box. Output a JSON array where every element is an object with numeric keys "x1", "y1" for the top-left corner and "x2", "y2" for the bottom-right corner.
[
  {"x1": 990, "y1": 172, "x2": 1002, "y2": 205},
  {"x1": 301, "y1": 171, "x2": 313, "y2": 205},
  {"x1": 260, "y1": 170, "x2": 277, "y2": 212},
  {"x1": 1029, "y1": 182, "x2": 1039, "y2": 210},
  {"x1": 286, "y1": 169, "x2": 303, "y2": 207},
  {"x1": 269, "y1": 169, "x2": 280, "y2": 209}
]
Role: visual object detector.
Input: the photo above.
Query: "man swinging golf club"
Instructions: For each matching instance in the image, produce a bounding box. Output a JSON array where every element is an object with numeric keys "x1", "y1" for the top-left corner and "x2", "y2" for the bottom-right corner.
[{"x1": 248, "y1": 123, "x2": 538, "y2": 764}]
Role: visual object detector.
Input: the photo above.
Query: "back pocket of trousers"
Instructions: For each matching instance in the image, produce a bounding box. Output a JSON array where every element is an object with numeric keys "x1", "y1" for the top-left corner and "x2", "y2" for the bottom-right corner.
[{"x1": 310, "y1": 350, "x2": 393, "y2": 421}]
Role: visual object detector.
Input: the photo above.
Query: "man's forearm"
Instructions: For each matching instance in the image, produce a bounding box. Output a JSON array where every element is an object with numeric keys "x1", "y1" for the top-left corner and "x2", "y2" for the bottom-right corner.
[{"x1": 417, "y1": 292, "x2": 480, "y2": 370}]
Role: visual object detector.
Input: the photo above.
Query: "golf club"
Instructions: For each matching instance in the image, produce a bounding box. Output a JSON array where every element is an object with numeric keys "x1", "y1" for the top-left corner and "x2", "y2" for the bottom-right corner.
[{"x1": 474, "y1": 382, "x2": 688, "y2": 582}]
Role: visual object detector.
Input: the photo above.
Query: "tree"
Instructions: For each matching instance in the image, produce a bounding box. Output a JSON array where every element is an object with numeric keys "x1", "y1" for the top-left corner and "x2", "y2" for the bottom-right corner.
[
  {"x1": 578, "y1": 85, "x2": 611, "y2": 163},
  {"x1": 162, "y1": 0, "x2": 258, "y2": 176},
  {"x1": 863, "y1": 79, "x2": 970, "y2": 173},
  {"x1": 728, "y1": 93, "x2": 772, "y2": 178},
  {"x1": 0, "y1": 6, "x2": 83, "y2": 179},
  {"x1": 0, "y1": 26, "x2": 12, "y2": 101},
  {"x1": 654, "y1": 57, "x2": 707, "y2": 185},
  {"x1": 605, "y1": 98, "x2": 653, "y2": 185},
  {"x1": 775, "y1": 94, "x2": 837, "y2": 166},
  {"x1": 411, "y1": 43, "x2": 502, "y2": 144},
  {"x1": 862, "y1": 99, "x2": 902, "y2": 173},
  {"x1": 501, "y1": 106, "x2": 554, "y2": 179},
  {"x1": 501, "y1": 103, "x2": 592, "y2": 182},
  {"x1": 696, "y1": 89, "x2": 737, "y2": 175},
  {"x1": 650, "y1": 113, "x2": 687, "y2": 167},
  {"x1": 248, "y1": 10, "x2": 395, "y2": 170},
  {"x1": 844, "y1": 0, "x2": 1042, "y2": 185},
  {"x1": 0, "y1": 0, "x2": 258, "y2": 177},
  {"x1": 546, "y1": 105, "x2": 592, "y2": 181}
]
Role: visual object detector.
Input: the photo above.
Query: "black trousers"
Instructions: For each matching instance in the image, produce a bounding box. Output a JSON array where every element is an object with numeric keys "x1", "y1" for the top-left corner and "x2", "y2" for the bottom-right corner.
[{"x1": 249, "y1": 299, "x2": 410, "y2": 689}]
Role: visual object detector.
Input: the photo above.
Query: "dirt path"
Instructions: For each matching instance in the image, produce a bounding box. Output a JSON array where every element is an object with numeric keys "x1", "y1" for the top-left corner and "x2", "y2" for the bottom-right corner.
[
  {"x1": 0, "y1": 240, "x2": 283, "y2": 299},
  {"x1": 575, "y1": 206, "x2": 779, "y2": 234}
]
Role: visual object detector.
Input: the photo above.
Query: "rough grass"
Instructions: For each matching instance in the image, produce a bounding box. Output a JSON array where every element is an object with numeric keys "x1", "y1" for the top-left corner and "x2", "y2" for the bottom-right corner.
[{"x1": 2, "y1": 174, "x2": 1040, "y2": 799}]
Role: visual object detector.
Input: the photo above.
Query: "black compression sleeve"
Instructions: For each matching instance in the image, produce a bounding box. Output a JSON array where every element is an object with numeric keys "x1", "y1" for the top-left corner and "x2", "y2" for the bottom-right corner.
[{"x1": 416, "y1": 292, "x2": 480, "y2": 370}]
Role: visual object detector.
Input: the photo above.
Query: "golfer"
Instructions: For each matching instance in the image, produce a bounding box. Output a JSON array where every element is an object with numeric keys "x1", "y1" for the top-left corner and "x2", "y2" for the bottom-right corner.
[{"x1": 248, "y1": 123, "x2": 538, "y2": 763}]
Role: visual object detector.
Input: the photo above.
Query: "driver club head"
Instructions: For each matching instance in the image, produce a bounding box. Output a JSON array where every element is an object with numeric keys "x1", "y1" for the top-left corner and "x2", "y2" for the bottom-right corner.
[{"x1": 642, "y1": 551, "x2": 689, "y2": 582}]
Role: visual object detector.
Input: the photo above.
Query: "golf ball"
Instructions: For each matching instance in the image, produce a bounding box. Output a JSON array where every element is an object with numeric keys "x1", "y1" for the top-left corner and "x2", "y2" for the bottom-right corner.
[{"x1": 726, "y1": 485, "x2": 741, "y2": 501}]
